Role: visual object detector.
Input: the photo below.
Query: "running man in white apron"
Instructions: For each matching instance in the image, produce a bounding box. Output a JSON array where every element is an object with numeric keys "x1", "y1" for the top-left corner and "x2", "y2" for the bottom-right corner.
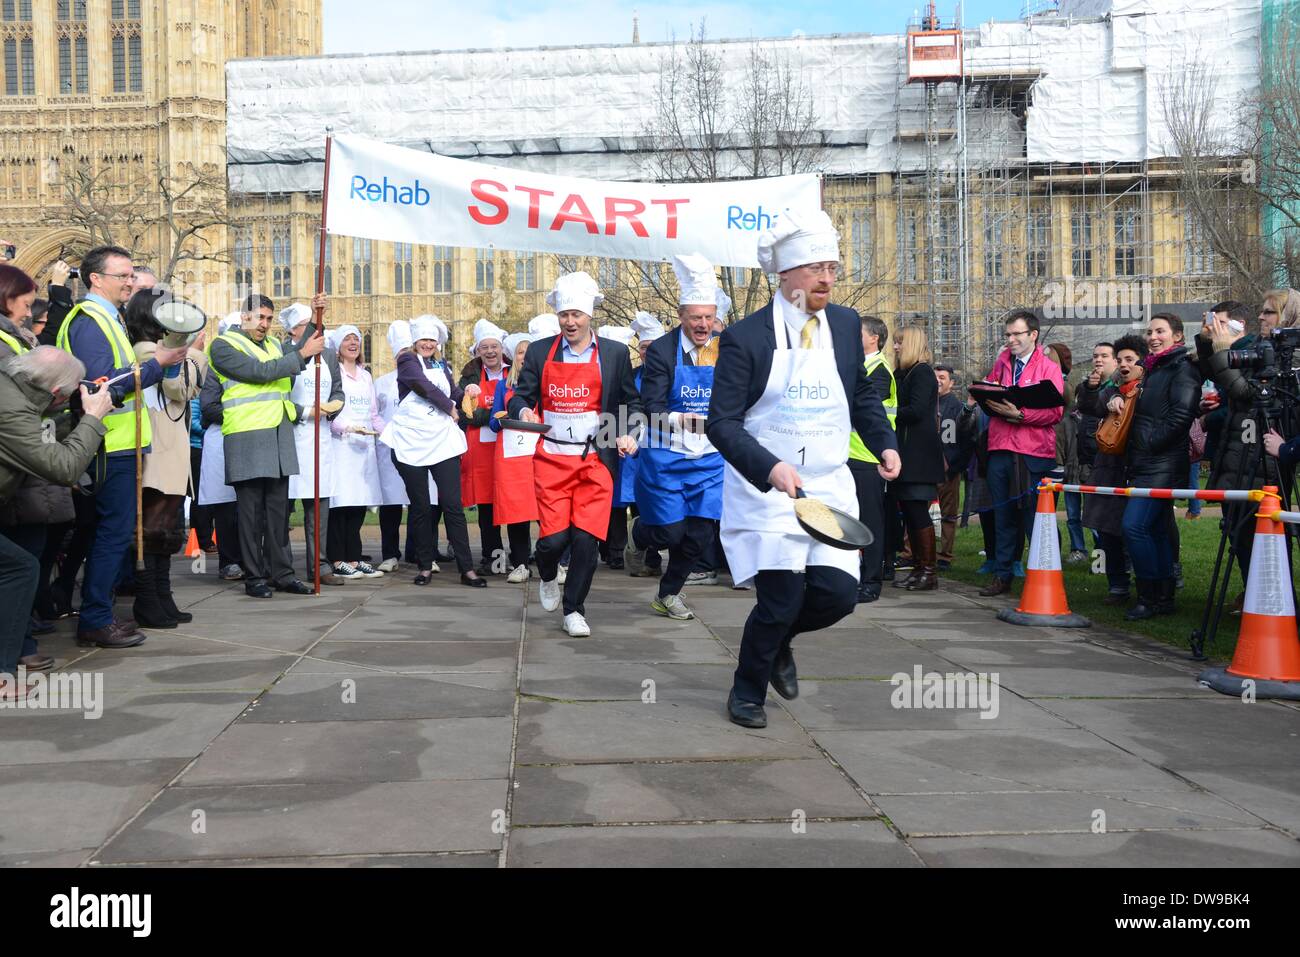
[
  {"x1": 279, "y1": 301, "x2": 346, "y2": 586},
  {"x1": 707, "y1": 209, "x2": 901, "y2": 729}
]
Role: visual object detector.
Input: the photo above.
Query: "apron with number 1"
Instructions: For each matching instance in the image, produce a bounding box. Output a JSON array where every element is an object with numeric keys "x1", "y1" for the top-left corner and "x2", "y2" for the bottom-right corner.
[
  {"x1": 720, "y1": 313, "x2": 859, "y2": 587},
  {"x1": 532, "y1": 337, "x2": 611, "y2": 539}
]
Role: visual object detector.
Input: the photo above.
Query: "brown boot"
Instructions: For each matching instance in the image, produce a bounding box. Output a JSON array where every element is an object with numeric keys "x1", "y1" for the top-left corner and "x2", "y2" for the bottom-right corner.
[
  {"x1": 907, "y1": 525, "x2": 939, "y2": 591},
  {"x1": 893, "y1": 527, "x2": 923, "y2": 588}
]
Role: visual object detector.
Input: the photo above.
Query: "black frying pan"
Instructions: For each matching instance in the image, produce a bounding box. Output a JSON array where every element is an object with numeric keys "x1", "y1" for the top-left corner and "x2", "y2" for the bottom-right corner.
[
  {"x1": 793, "y1": 489, "x2": 873, "y2": 550},
  {"x1": 496, "y1": 417, "x2": 552, "y2": 434}
]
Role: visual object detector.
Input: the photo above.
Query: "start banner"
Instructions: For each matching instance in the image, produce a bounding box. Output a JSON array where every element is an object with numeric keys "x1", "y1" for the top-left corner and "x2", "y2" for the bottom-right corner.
[{"x1": 325, "y1": 134, "x2": 821, "y2": 268}]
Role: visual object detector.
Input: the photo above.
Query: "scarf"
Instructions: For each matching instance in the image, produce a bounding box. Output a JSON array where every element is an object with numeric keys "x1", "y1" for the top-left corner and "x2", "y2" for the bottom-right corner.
[{"x1": 1141, "y1": 343, "x2": 1184, "y2": 372}]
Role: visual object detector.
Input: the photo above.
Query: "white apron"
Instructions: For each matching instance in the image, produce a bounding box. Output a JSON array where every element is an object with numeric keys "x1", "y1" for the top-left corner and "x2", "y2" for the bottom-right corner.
[
  {"x1": 375, "y1": 372, "x2": 439, "y2": 506},
  {"x1": 379, "y1": 359, "x2": 468, "y2": 468},
  {"x1": 288, "y1": 357, "x2": 336, "y2": 501},
  {"x1": 197, "y1": 422, "x2": 236, "y2": 506},
  {"x1": 720, "y1": 313, "x2": 859, "y2": 586},
  {"x1": 331, "y1": 366, "x2": 383, "y2": 508}
]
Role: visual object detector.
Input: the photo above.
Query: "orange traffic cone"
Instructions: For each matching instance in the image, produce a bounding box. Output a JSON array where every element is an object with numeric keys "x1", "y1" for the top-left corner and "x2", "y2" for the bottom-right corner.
[
  {"x1": 184, "y1": 528, "x2": 200, "y2": 558},
  {"x1": 1199, "y1": 486, "x2": 1300, "y2": 700},
  {"x1": 996, "y1": 482, "x2": 1091, "y2": 628}
]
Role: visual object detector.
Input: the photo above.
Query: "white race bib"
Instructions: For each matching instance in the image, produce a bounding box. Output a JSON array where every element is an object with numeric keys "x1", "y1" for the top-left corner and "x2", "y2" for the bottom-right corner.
[
  {"x1": 543, "y1": 409, "x2": 599, "y2": 456},
  {"x1": 502, "y1": 428, "x2": 541, "y2": 459}
]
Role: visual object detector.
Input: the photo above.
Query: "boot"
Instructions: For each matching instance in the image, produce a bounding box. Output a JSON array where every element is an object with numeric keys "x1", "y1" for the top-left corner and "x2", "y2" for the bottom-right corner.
[
  {"x1": 1154, "y1": 576, "x2": 1177, "y2": 615},
  {"x1": 1124, "y1": 579, "x2": 1159, "y2": 620},
  {"x1": 154, "y1": 552, "x2": 192, "y2": 624},
  {"x1": 132, "y1": 556, "x2": 178, "y2": 629},
  {"x1": 907, "y1": 525, "x2": 938, "y2": 591},
  {"x1": 893, "y1": 528, "x2": 923, "y2": 588},
  {"x1": 857, "y1": 553, "x2": 880, "y2": 603}
]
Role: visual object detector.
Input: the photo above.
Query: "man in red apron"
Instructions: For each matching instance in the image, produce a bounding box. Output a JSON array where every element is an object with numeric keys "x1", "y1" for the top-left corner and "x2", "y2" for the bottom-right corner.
[
  {"x1": 459, "y1": 318, "x2": 509, "y2": 574},
  {"x1": 708, "y1": 209, "x2": 901, "y2": 728},
  {"x1": 508, "y1": 272, "x2": 642, "y2": 637}
]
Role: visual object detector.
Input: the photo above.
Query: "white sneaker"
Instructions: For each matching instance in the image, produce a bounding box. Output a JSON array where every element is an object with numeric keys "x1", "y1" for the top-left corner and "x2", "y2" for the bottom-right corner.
[
  {"x1": 377, "y1": 557, "x2": 398, "y2": 573},
  {"x1": 556, "y1": 565, "x2": 568, "y2": 585},
  {"x1": 651, "y1": 593, "x2": 694, "y2": 620},
  {"x1": 684, "y1": 570, "x2": 719, "y2": 586},
  {"x1": 332, "y1": 562, "x2": 364, "y2": 580},
  {"x1": 428, "y1": 560, "x2": 440, "y2": 574},
  {"x1": 355, "y1": 561, "x2": 384, "y2": 578},
  {"x1": 539, "y1": 577, "x2": 561, "y2": 612},
  {"x1": 563, "y1": 612, "x2": 591, "y2": 637},
  {"x1": 507, "y1": 564, "x2": 530, "y2": 583}
]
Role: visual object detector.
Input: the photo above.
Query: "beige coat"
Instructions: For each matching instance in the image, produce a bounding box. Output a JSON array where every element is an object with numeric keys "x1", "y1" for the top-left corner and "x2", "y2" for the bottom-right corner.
[{"x1": 134, "y1": 340, "x2": 208, "y2": 496}]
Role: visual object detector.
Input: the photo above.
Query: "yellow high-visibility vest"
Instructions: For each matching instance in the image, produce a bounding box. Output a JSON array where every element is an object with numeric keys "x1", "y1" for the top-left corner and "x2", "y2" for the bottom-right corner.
[
  {"x1": 850, "y1": 352, "x2": 897, "y2": 464},
  {"x1": 207, "y1": 331, "x2": 297, "y2": 435},
  {"x1": 55, "y1": 299, "x2": 151, "y2": 453},
  {"x1": 0, "y1": 327, "x2": 29, "y2": 355}
]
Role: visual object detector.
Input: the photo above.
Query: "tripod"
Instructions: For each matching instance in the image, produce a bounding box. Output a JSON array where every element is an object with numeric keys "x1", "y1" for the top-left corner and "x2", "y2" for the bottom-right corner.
[{"x1": 1190, "y1": 376, "x2": 1298, "y2": 660}]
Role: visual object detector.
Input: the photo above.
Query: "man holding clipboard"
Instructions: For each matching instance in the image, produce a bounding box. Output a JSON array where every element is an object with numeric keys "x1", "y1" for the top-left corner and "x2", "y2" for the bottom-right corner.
[{"x1": 969, "y1": 311, "x2": 1064, "y2": 597}]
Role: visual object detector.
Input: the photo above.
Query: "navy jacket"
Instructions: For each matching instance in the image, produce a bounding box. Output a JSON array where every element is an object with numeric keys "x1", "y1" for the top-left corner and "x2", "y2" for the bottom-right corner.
[{"x1": 706, "y1": 301, "x2": 898, "y2": 491}]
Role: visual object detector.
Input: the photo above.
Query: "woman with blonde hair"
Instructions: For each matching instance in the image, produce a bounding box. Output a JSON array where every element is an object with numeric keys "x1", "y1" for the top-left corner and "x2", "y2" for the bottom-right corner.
[
  {"x1": 1261, "y1": 288, "x2": 1300, "y2": 335},
  {"x1": 890, "y1": 324, "x2": 946, "y2": 591}
]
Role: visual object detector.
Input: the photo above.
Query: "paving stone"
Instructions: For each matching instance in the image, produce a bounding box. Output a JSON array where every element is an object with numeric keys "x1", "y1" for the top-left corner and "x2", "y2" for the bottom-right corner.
[
  {"x1": 0, "y1": 849, "x2": 96, "y2": 867},
  {"x1": 512, "y1": 758, "x2": 874, "y2": 825},
  {"x1": 97, "y1": 780, "x2": 508, "y2": 862},
  {"x1": 240, "y1": 672, "x2": 515, "y2": 722},
  {"x1": 507, "y1": 820, "x2": 919, "y2": 867},
  {"x1": 180, "y1": 717, "x2": 513, "y2": 785},
  {"x1": 309, "y1": 640, "x2": 518, "y2": 672},
  {"x1": 524, "y1": 636, "x2": 733, "y2": 666},
  {"x1": 910, "y1": 829, "x2": 1300, "y2": 867},
  {"x1": 71, "y1": 654, "x2": 298, "y2": 692},
  {"x1": 101, "y1": 852, "x2": 501, "y2": 868}
]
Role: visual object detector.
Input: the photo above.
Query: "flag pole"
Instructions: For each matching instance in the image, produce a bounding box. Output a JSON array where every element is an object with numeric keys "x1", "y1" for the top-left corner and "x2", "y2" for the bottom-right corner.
[{"x1": 313, "y1": 131, "x2": 333, "y2": 596}]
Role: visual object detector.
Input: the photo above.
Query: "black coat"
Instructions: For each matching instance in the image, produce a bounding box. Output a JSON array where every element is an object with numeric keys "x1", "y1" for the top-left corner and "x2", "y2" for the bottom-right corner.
[
  {"x1": 1074, "y1": 378, "x2": 1106, "y2": 467},
  {"x1": 894, "y1": 362, "x2": 946, "y2": 485},
  {"x1": 1077, "y1": 381, "x2": 1128, "y2": 537},
  {"x1": 1124, "y1": 347, "x2": 1201, "y2": 489},
  {"x1": 706, "y1": 301, "x2": 898, "y2": 491},
  {"x1": 458, "y1": 355, "x2": 511, "y2": 432},
  {"x1": 1194, "y1": 334, "x2": 1283, "y2": 490},
  {"x1": 507, "y1": 334, "x2": 643, "y2": 482}
]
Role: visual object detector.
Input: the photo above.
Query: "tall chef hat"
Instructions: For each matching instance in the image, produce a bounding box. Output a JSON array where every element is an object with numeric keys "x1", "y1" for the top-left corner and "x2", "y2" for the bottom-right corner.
[
  {"x1": 387, "y1": 319, "x2": 412, "y2": 359},
  {"x1": 597, "y1": 325, "x2": 635, "y2": 345},
  {"x1": 327, "y1": 324, "x2": 361, "y2": 352},
  {"x1": 756, "y1": 207, "x2": 841, "y2": 274},
  {"x1": 546, "y1": 271, "x2": 603, "y2": 317},
  {"x1": 410, "y1": 314, "x2": 448, "y2": 347},
  {"x1": 714, "y1": 288, "x2": 733, "y2": 324},
  {"x1": 671, "y1": 253, "x2": 720, "y2": 307},
  {"x1": 471, "y1": 318, "x2": 508, "y2": 355},
  {"x1": 528, "y1": 313, "x2": 561, "y2": 337},
  {"x1": 503, "y1": 331, "x2": 531, "y2": 357},
  {"x1": 277, "y1": 302, "x2": 313, "y2": 334},
  {"x1": 219, "y1": 311, "x2": 243, "y2": 335},
  {"x1": 630, "y1": 311, "x2": 665, "y2": 344}
]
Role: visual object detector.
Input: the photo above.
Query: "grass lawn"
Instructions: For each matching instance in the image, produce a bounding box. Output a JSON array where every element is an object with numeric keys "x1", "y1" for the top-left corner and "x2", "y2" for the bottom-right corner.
[
  {"x1": 286, "y1": 505, "x2": 481, "y2": 528},
  {"x1": 944, "y1": 506, "x2": 1248, "y2": 663}
]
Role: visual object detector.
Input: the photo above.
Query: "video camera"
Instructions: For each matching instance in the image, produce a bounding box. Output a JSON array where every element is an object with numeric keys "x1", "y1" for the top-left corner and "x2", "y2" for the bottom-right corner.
[{"x1": 1225, "y1": 327, "x2": 1300, "y2": 383}]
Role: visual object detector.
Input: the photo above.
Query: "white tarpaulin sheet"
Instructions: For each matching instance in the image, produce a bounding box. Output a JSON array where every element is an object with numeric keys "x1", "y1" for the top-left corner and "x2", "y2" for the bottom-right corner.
[{"x1": 325, "y1": 134, "x2": 820, "y2": 267}]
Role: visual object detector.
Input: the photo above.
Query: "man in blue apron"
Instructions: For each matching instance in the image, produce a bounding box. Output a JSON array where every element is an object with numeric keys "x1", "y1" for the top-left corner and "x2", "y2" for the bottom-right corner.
[
  {"x1": 627, "y1": 254, "x2": 725, "y2": 620},
  {"x1": 708, "y1": 210, "x2": 901, "y2": 728}
]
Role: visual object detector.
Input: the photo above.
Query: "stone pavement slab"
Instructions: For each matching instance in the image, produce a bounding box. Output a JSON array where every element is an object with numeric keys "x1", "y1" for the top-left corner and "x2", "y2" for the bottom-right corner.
[
  {"x1": 910, "y1": 828, "x2": 1300, "y2": 867},
  {"x1": 241, "y1": 671, "x2": 516, "y2": 722}
]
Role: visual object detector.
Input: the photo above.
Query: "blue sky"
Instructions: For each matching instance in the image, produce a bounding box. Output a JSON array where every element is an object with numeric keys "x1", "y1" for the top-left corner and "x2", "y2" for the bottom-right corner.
[{"x1": 323, "y1": 0, "x2": 1028, "y2": 54}]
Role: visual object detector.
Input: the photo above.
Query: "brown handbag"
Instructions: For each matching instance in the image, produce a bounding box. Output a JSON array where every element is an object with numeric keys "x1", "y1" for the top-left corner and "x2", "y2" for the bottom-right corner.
[{"x1": 1095, "y1": 381, "x2": 1140, "y2": 456}]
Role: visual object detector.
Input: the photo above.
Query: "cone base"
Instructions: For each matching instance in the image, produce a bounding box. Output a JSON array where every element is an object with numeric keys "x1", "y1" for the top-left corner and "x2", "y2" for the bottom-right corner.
[
  {"x1": 997, "y1": 608, "x2": 1091, "y2": 629},
  {"x1": 1197, "y1": 666, "x2": 1300, "y2": 701}
]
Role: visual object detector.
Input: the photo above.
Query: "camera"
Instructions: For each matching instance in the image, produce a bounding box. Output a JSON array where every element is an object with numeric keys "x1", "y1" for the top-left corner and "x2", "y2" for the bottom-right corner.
[
  {"x1": 3, "y1": 244, "x2": 14, "y2": 260},
  {"x1": 1225, "y1": 327, "x2": 1300, "y2": 381},
  {"x1": 68, "y1": 266, "x2": 80, "y2": 280}
]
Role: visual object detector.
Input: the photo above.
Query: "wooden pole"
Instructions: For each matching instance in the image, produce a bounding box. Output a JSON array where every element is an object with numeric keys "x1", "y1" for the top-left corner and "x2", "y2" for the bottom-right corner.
[
  {"x1": 312, "y1": 133, "x2": 333, "y2": 596},
  {"x1": 134, "y1": 362, "x2": 144, "y2": 571}
]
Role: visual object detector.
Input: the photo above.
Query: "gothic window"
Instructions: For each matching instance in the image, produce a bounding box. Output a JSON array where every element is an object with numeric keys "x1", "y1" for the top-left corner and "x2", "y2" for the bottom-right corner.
[
  {"x1": 56, "y1": 2, "x2": 88, "y2": 94},
  {"x1": 353, "y1": 238, "x2": 372, "y2": 295},
  {"x1": 2, "y1": 1, "x2": 33, "y2": 97},
  {"x1": 514, "y1": 254, "x2": 536, "y2": 292},
  {"x1": 234, "y1": 229, "x2": 255, "y2": 297},
  {"x1": 394, "y1": 242, "x2": 413, "y2": 293},
  {"x1": 272, "y1": 225, "x2": 291, "y2": 298},
  {"x1": 432, "y1": 246, "x2": 452, "y2": 293},
  {"x1": 475, "y1": 248, "x2": 494, "y2": 292},
  {"x1": 313, "y1": 229, "x2": 332, "y2": 294},
  {"x1": 850, "y1": 211, "x2": 871, "y2": 282}
]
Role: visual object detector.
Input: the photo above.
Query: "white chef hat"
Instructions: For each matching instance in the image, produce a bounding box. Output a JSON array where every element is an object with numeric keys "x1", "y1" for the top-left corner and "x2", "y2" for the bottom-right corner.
[
  {"x1": 410, "y1": 314, "x2": 448, "y2": 347},
  {"x1": 714, "y1": 287, "x2": 733, "y2": 324},
  {"x1": 277, "y1": 302, "x2": 312, "y2": 334},
  {"x1": 546, "y1": 271, "x2": 603, "y2": 317},
  {"x1": 387, "y1": 319, "x2": 412, "y2": 359},
  {"x1": 471, "y1": 318, "x2": 508, "y2": 355},
  {"x1": 756, "y1": 207, "x2": 841, "y2": 274},
  {"x1": 328, "y1": 324, "x2": 361, "y2": 353},
  {"x1": 630, "y1": 311, "x2": 665, "y2": 344},
  {"x1": 671, "y1": 253, "x2": 720, "y2": 306},
  {"x1": 528, "y1": 313, "x2": 561, "y2": 337},
  {"x1": 597, "y1": 325, "x2": 635, "y2": 345},
  {"x1": 503, "y1": 331, "x2": 531, "y2": 357},
  {"x1": 219, "y1": 311, "x2": 243, "y2": 334}
]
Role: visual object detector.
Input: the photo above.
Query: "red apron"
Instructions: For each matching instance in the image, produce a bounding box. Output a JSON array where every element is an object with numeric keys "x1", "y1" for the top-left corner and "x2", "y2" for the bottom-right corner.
[
  {"x1": 533, "y1": 337, "x2": 612, "y2": 539},
  {"x1": 460, "y1": 365, "x2": 501, "y2": 507},
  {"x1": 493, "y1": 385, "x2": 541, "y2": 525}
]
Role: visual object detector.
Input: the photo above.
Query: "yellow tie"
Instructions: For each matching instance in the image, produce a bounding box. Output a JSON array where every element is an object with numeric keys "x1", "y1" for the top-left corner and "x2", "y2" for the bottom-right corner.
[{"x1": 800, "y1": 316, "x2": 818, "y2": 350}]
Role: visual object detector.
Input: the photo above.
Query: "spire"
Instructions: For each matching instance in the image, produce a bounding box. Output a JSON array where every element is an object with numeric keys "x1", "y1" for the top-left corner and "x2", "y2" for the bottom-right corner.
[{"x1": 632, "y1": 10, "x2": 640, "y2": 44}]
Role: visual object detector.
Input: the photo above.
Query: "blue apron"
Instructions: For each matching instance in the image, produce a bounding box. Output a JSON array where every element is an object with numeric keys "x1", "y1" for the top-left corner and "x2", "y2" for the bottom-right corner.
[
  {"x1": 634, "y1": 341, "x2": 723, "y2": 524},
  {"x1": 614, "y1": 371, "x2": 641, "y2": 507}
]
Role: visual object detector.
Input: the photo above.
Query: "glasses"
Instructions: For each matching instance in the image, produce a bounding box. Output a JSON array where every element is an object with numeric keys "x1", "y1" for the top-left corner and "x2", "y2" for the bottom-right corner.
[
  {"x1": 799, "y1": 263, "x2": 839, "y2": 277},
  {"x1": 1005, "y1": 329, "x2": 1031, "y2": 338},
  {"x1": 97, "y1": 272, "x2": 134, "y2": 282}
]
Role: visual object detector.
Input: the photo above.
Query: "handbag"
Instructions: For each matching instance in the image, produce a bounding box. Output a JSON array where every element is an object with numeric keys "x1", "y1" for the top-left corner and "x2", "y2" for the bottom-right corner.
[
  {"x1": 1189, "y1": 416, "x2": 1207, "y2": 462},
  {"x1": 1095, "y1": 381, "x2": 1139, "y2": 456}
]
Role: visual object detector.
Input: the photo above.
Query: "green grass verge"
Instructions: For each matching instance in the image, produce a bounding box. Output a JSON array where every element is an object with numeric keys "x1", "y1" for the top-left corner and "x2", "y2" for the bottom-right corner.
[{"x1": 944, "y1": 507, "x2": 1244, "y2": 662}]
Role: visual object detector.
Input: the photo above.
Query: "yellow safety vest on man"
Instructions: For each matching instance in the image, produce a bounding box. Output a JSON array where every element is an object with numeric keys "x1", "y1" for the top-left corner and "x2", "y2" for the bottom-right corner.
[
  {"x1": 207, "y1": 331, "x2": 297, "y2": 435},
  {"x1": 0, "y1": 327, "x2": 30, "y2": 355},
  {"x1": 55, "y1": 299, "x2": 152, "y2": 454},
  {"x1": 849, "y1": 352, "x2": 897, "y2": 464}
]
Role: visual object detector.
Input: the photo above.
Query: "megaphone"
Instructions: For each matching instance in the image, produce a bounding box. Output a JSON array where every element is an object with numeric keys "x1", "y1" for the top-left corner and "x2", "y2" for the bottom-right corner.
[{"x1": 152, "y1": 297, "x2": 206, "y2": 349}]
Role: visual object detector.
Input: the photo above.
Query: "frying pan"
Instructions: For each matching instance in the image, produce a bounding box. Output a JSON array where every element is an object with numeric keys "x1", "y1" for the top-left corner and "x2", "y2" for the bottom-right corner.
[
  {"x1": 497, "y1": 418, "x2": 552, "y2": 434},
  {"x1": 793, "y1": 489, "x2": 873, "y2": 550}
]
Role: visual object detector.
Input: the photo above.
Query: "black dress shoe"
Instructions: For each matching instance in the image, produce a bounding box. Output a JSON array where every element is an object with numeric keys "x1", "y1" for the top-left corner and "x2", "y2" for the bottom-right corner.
[
  {"x1": 978, "y1": 577, "x2": 1012, "y2": 597},
  {"x1": 726, "y1": 691, "x2": 767, "y2": 728},
  {"x1": 770, "y1": 648, "x2": 799, "y2": 700},
  {"x1": 856, "y1": 584, "x2": 881, "y2": 604},
  {"x1": 275, "y1": 580, "x2": 313, "y2": 595},
  {"x1": 244, "y1": 582, "x2": 274, "y2": 599},
  {"x1": 30, "y1": 615, "x2": 55, "y2": 636},
  {"x1": 460, "y1": 573, "x2": 487, "y2": 588},
  {"x1": 607, "y1": 558, "x2": 625, "y2": 571}
]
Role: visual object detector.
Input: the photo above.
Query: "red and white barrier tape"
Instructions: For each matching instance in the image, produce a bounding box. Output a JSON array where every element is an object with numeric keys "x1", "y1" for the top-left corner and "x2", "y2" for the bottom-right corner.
[{"x1": 1044, "y1": 483, "x2": 1264, "y2": 503}]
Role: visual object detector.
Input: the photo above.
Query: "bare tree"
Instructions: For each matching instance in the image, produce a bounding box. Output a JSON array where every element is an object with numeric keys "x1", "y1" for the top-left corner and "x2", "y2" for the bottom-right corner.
[
  {"x1": 60, "y1": 161, "x2": 154, "y2": 254},
  {"x1": 154, "y1": 161, "x2": 231, "y2": 283}
]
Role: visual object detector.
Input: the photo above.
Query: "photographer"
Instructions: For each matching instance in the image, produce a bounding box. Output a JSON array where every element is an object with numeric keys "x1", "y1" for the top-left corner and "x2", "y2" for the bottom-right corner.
[
  {"x1": 0, "y1": 347, "x2": 114, "y2": 698},
  {"x1": 37, "y1": 260, "x2": 75, "y2": 347}
]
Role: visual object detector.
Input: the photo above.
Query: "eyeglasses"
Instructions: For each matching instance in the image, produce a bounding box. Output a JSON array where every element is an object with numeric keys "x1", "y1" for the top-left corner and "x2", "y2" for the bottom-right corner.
[
  {"x1": 799, "y1": 263, "x2": 839, "y2": 277},
  {"x1": 97, "y1": 272, "x2": 135, "y2": 281},
  {"x1": 1005, "y1": 329, "x2": 1031, "y2": 338}
]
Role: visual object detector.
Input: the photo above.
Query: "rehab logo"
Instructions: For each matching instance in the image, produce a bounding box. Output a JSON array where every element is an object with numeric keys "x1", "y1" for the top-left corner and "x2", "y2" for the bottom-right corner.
[{"x1": 349, "y1": 174, "x2": 431, "y2": 207}]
